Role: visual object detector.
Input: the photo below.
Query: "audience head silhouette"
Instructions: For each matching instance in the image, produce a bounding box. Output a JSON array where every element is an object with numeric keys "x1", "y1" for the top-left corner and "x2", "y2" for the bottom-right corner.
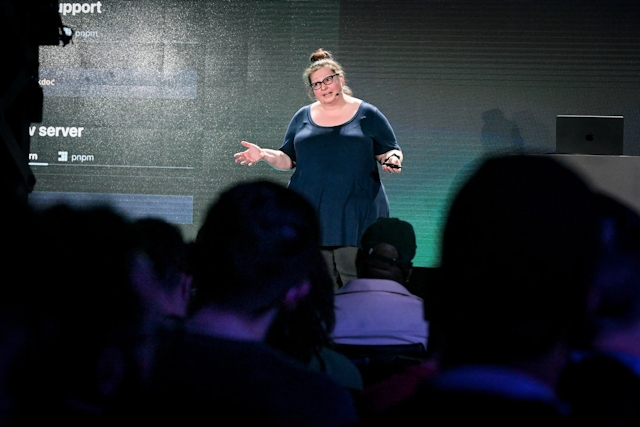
[
  {"x1": 131, "y1": 217, "x2": 192, "y2": 320},
  {"x1": 13, "y1": 205, "x2": 151, "y2": 423},
  {"x1": 190, "y1": 180, "x2": 321, "y2": 325},
  {"x1": 357, "y1": 217, "x2": 417, "y2": 284},
  {"x1": 436, "y1": 154, "x2": 601, "y2": 373},
  {"x1": 588, "y1": 194, "x2": 640, "y2": 352},
  {"x1": 144, "y1": 181, "x2": 359, "y2": 426},
  {"x1": 557, "y1": 193, "x2": 640, "y2": 427}
]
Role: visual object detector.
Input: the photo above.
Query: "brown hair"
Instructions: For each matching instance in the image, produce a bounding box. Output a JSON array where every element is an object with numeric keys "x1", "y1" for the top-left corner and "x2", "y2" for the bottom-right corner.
[{"x1": 303, "y1": 48, "x2": 353, "y2": 98}]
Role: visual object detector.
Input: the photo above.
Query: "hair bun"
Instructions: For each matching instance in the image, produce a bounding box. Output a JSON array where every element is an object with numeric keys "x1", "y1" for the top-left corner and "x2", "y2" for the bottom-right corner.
[{"x1": 310, "y1": 48, "x2": 333, "y2": 63}]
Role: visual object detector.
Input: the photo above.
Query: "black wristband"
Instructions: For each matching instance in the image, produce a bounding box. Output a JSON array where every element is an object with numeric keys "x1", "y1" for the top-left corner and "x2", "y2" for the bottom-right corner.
[{"x1": 383, "y1": 153, "x2": 401, "y2": 164}]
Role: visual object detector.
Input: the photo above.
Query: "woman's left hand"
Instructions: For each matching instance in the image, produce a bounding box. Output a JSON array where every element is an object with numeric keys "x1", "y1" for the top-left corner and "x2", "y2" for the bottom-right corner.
[{"x1": 380, "y1": 152, "x2": 402, "y2": 173}]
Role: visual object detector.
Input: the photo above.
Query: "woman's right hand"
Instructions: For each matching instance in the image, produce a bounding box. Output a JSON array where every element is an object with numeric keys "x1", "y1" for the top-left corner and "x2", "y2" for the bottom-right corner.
[{"x1": 234, "y1": 141, "x2": 264, "y2": 166}]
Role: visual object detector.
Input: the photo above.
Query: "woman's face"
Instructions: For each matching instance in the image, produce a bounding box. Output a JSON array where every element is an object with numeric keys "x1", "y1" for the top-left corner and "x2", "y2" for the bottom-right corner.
[{"x1": 309, "y1": 67, "x2": 343, "y2": 104}]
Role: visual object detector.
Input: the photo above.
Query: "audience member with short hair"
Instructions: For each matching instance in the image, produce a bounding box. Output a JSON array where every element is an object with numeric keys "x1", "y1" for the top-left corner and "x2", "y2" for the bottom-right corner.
[
  {"x1": 130, "y1": 217, "x2": 192, "y2": 326},
  {"x1": 377, "y1": 154, "x2": 603, "y2": 426},
  {"x1": 558, "y1": 194, "x2": 640, "y2": 427},
  {"x1": 265, "y1": 250, "x2": 363, "y2": 390},
  {"x1": 332, "y1": 217, "x2": 428, "y2": 348},
  {"x1": 144, "y1": 180, "x2": 358, "y2": 426},
  {"x1": 0, "y1": 193, "x2": 50, "y2": 425},
  {"x1": 12, "y1": 205, "x2": 153, "y2": 426}
]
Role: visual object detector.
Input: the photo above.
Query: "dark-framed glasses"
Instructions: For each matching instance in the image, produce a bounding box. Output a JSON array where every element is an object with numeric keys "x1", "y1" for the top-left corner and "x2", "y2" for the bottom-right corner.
[{"x1": 310, "y1": 73, "x2": 340, "y2": 90}]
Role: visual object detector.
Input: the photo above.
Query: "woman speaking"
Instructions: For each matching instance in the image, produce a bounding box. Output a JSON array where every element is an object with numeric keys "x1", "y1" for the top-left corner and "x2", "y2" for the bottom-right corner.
[{"x1": 234, "y1": 48, "x2": 402, "y2": 289}]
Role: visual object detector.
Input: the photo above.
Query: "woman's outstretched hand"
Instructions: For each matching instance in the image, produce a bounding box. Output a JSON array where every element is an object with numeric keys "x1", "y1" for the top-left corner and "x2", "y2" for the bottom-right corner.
[{"x1": 234, "y1": 141, "x2": 264, "y2": 166}]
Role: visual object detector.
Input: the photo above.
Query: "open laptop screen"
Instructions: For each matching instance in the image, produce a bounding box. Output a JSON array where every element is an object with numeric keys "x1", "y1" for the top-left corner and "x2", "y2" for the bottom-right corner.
[{"x1": 556, "y1": 115, "x2": 624, "y2": 155}]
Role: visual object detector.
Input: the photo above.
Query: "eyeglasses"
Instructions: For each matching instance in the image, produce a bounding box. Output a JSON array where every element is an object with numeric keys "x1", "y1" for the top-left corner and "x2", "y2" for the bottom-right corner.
[{"x1": 310, "y1": 73, "x2": 340, "y2": 90}]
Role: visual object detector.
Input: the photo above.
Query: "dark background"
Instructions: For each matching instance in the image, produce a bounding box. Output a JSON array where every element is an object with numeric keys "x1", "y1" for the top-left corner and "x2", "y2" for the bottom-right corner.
[{"x1": 28, "y1": 0, "x2": 640, "y2": 266}]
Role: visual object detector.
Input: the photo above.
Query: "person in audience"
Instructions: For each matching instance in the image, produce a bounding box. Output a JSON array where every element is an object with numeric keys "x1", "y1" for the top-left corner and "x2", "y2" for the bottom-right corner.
[
  {"x1": 265, "y1": 251, "x2": 363, "y2": 390},
  {"x1": 331, "y1": 217, "x2": 428, "y2": 348},
  {"x1": 12, "y1": 205, "x2": 153, "y2": 425},
  {"x1": 377, "y1": 154, "x2": 603, "y2": 426},
  {"x1": 328, "y1": 217, "x2": 430, "y2": 412},
  {"x1": 0, "y1": 194, "x2": 50, "y2": 425},
  {"x1": 144, "y1": 180, "x2": 358, "y2": 426},
  {"x1": 130, "y1": 217, "x2": 192, "y2": 327},
  {"x1": 558, "y1": 194, "x2": 640, "y2": 427}
]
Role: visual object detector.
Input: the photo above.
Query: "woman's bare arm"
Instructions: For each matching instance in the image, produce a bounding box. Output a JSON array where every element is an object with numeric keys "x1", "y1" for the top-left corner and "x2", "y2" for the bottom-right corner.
[{"x1": 234, "y1": 140, "x2": 294, "y2": 170}]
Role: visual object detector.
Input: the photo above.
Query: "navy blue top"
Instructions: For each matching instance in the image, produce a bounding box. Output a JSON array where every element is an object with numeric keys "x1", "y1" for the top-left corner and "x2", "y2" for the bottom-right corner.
[{"x1": 279, "y1": 101, "x2": 400, "y2": 247}]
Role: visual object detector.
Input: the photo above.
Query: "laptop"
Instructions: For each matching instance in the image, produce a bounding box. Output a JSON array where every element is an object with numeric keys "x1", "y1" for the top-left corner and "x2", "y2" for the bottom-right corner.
[{"x1": 556, "y1": 115, "x2": 624, "y2": 155}]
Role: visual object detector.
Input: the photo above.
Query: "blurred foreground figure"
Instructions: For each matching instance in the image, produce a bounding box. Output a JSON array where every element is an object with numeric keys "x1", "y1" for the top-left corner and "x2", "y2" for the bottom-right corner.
[
  {"x1": 12, "y1": 205, "x2": 152, "y2": 426},
  {"x1": 0, "y1": 194, "x2": 49, "y2": 425},
  {"x1": 379, "y1": 155, "x2": 602, "y2": 426},
  {"x1": 144, "y1": 180, "x2": 358, "y2": 426},
  {"x1": 265, "y1": 248, "x2": 364, "y2": 391},
  {"x1": 558, "y1": 194, "x2": 640, "y2": 427},
  {"x1": 131, "y1": 218, "x2": 192, "y2": 326}
]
